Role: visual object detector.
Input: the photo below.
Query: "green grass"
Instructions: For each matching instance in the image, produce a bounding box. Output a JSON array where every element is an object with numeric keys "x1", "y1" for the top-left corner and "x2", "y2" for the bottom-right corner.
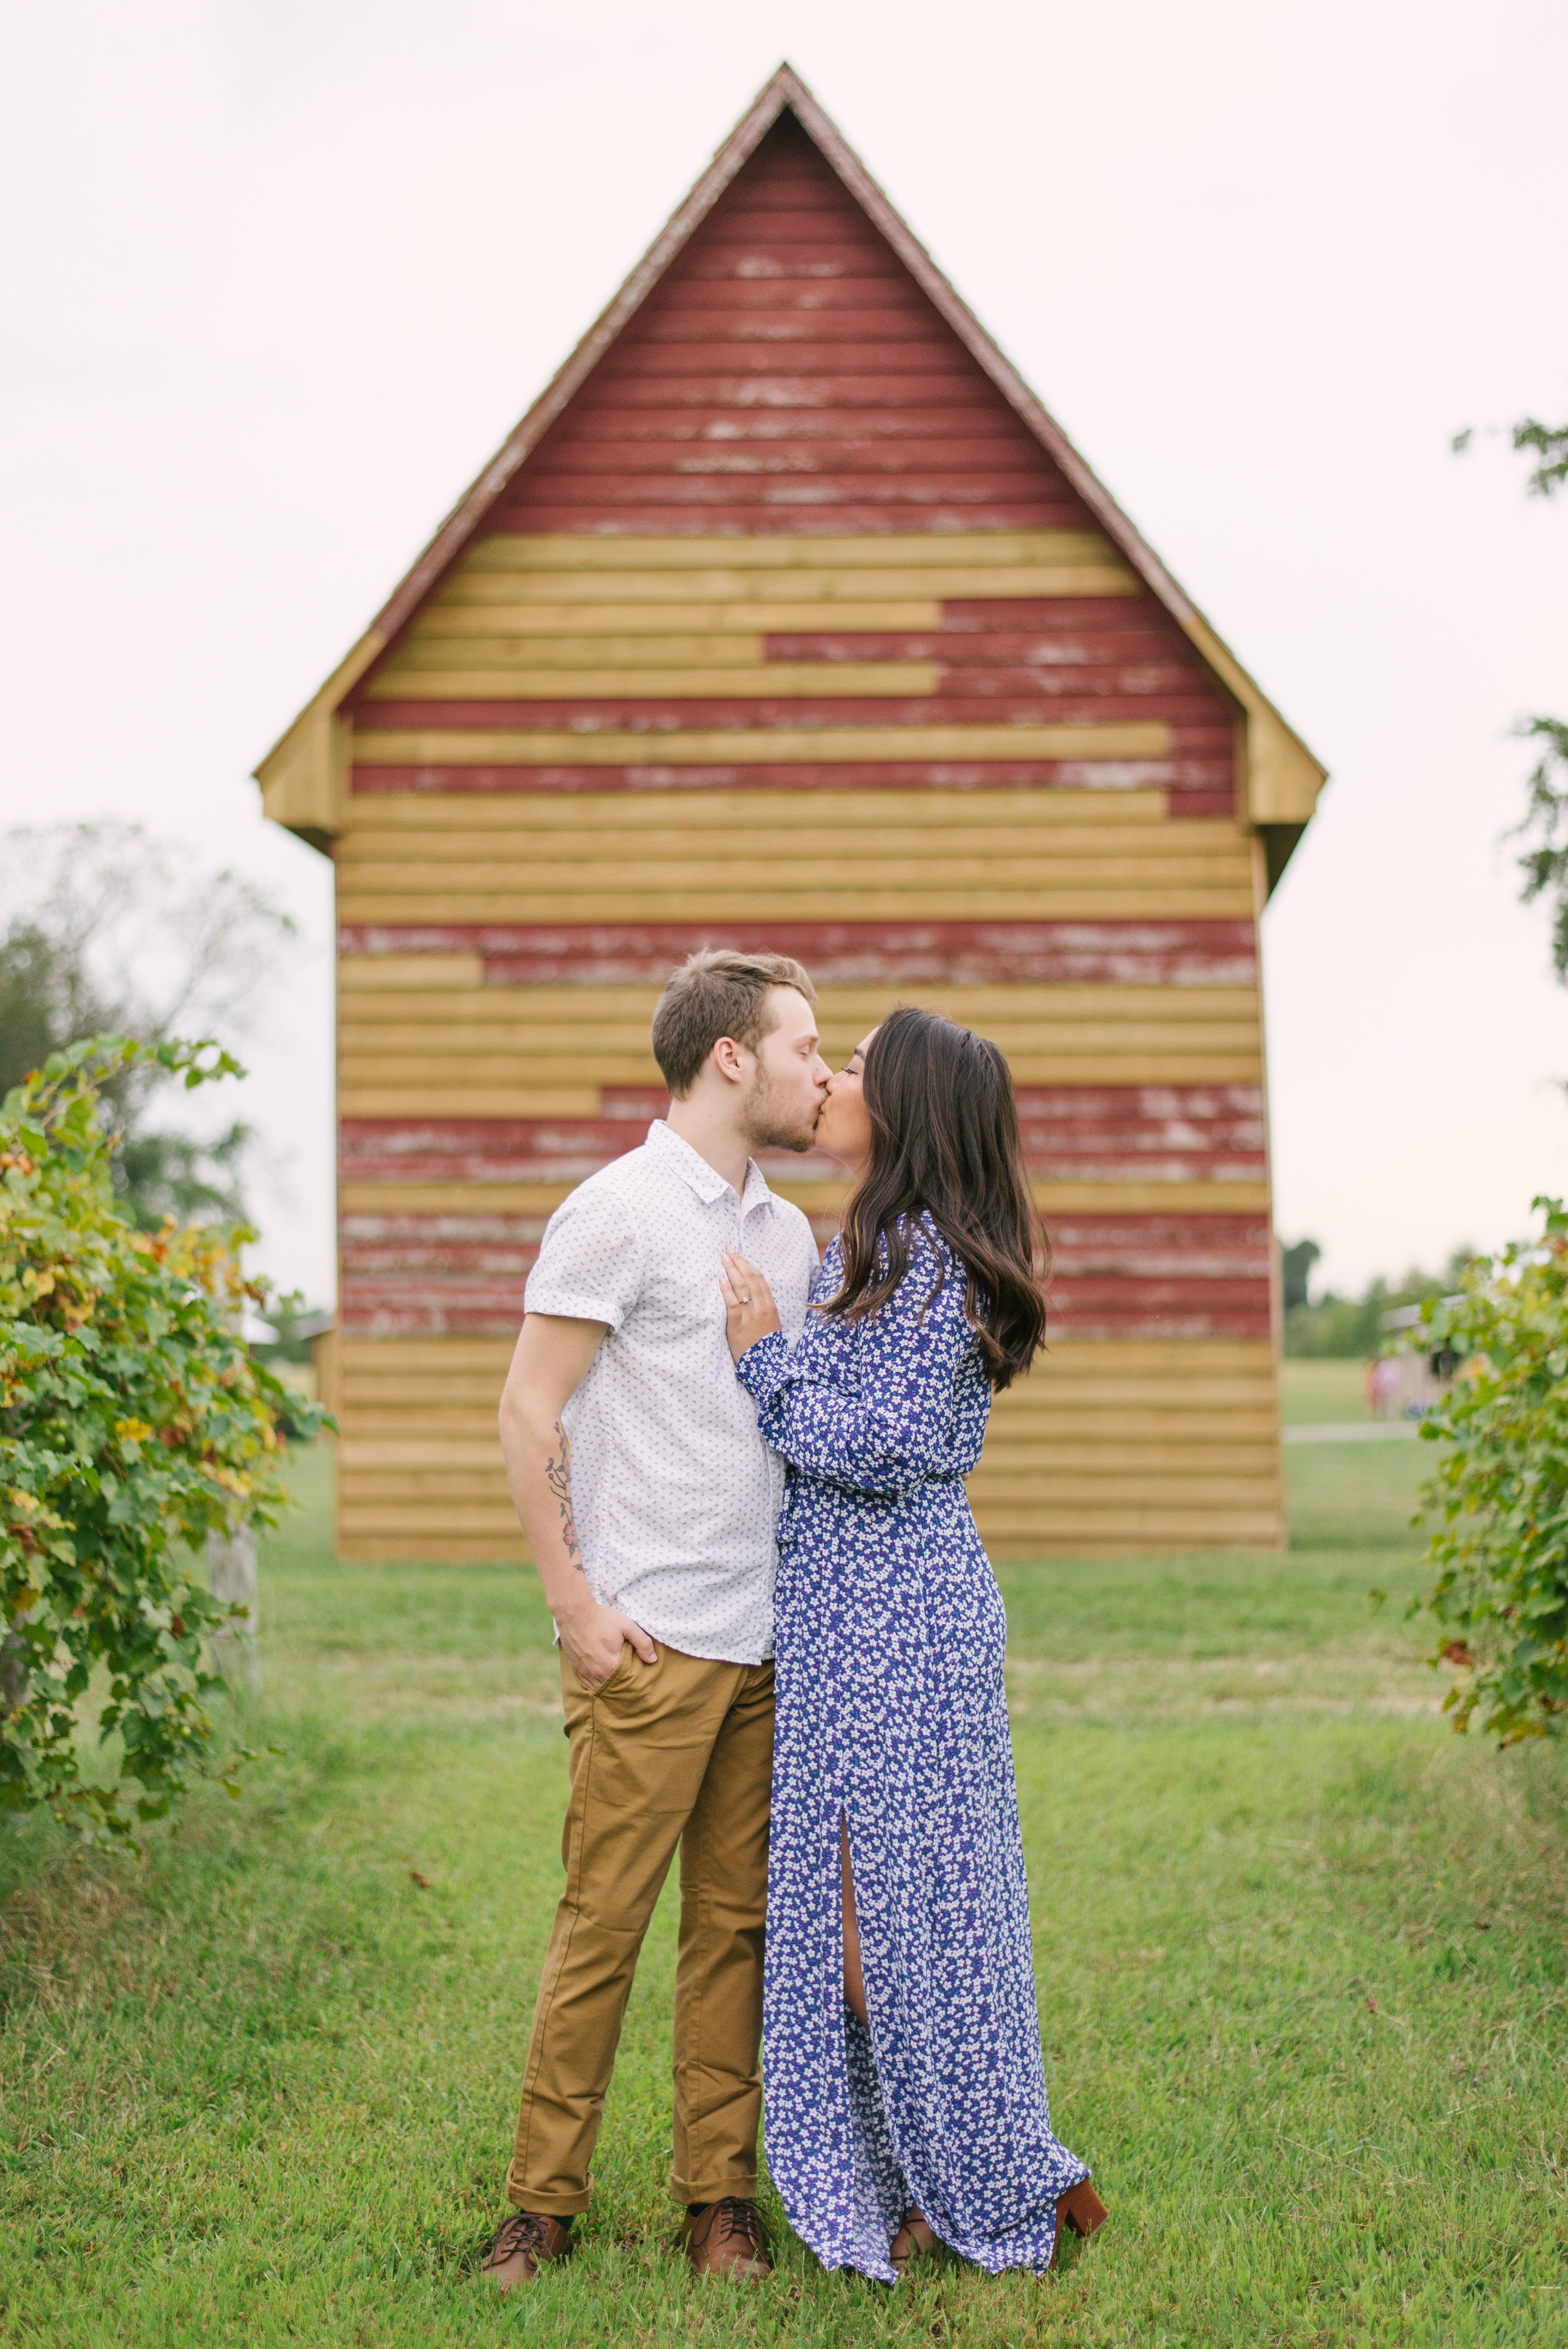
[
  {"x1": 1279, "y1": 1359, "x2": 1375, "y2": 1423},
  {"x1": 3, "y1": 1431, "x2": 1567, "y2": 2346}
]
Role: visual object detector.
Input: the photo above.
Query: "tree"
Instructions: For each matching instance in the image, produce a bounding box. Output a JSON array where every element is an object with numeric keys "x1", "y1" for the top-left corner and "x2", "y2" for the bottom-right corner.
[
  {"x1": 1, "y1": 1037, "x2": 327, "y2": 1847},
  {"x1": 1408, "y1": 1198, "x2": 1568, "y2": 1745},
  {"x1": 1516, "y1": 717, "x2": 1568, "y2": 981},
  {"x1": 1280, "y1": 1237, "x2": 1322, "y2": 1312},
  {"x1": 0, "y1": 824, "x2": 296, "y2": 1228},
  {"x1": 1453, "y1": 414, "x2": 1568, "y2": 977},
  {"x1": 1282, "y1": 1248, "x2": 1473, "y2": 1359},
  {"x1": 1454, "y1": 416, "x2": 1568, "y2": 501}
]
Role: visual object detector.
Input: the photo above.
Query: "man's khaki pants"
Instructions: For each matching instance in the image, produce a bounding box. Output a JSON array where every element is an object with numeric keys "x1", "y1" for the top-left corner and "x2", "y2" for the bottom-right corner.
[{"x1": 505, "y1": 1640, "x2": 775, "y2": 2215}]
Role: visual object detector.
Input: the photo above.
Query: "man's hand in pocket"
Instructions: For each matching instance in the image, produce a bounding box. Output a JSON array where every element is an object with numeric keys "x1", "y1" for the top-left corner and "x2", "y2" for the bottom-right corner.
[{"x1": 558, "y1": 1596, "x2": 657, "y2": 1691}]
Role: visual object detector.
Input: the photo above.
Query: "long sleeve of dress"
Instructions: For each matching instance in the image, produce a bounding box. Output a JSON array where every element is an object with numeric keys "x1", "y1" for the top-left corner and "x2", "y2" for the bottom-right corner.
[{"x1": 735, "y1": 1239, "x2": 968, "y2": 1497}]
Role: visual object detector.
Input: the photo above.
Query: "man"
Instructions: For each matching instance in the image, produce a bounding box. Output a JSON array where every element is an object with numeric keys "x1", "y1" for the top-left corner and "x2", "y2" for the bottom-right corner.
[{"x1": 480, "y1": 948, "x2": 829, "y2": 2289}]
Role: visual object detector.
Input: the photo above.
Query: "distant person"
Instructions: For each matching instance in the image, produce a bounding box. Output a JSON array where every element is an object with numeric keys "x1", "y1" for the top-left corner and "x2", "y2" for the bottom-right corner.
[
  {"x1": 718, "y1": 1008, "x2": 1108, "y2": 2281},
  {"x1": 1367, "y1": 1355, "x2": 1401, "y2": 1419},
  {"x1": 480, "y1": 950, "x2": 828, "y2": 2290}
]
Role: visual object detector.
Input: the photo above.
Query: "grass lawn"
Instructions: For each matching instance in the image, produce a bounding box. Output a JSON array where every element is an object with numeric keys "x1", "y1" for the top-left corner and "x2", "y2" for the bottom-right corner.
[
  {"x1": 1278, "y1": 1360, "x2": 1375, "y2": 1423},
  {"x1": 4, "y1": 1376, "x2": 1567, "y2": 2346}
]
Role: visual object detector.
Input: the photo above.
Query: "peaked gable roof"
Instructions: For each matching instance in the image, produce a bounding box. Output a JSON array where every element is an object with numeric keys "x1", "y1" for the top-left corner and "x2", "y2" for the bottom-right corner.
[{"x1": 257, "y1": 63, "x2": 1325, "y2": 876}]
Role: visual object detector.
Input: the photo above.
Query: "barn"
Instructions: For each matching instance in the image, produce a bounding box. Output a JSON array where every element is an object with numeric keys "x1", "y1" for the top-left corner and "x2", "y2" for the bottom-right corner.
[{"x1": 256, "y1": 65, "x2": 1325, "y2": 1564}]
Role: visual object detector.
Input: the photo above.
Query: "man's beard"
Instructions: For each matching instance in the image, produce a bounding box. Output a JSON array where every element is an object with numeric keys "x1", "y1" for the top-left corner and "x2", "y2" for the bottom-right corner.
[{"x1": 740, "y1": 1063, "x2": 820, "y2": 1155}]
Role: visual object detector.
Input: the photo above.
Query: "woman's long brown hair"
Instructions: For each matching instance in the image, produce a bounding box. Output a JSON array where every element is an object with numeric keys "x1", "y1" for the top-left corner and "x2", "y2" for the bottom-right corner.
[{"x1": 823, "y1": 1006, "x2": 1049, "y2": 1389}]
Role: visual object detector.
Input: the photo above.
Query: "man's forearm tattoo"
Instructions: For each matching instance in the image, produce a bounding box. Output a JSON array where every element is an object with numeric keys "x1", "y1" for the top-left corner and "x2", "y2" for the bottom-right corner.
[{"x1": 544, "y1": 1420, "x2": 583, "y2": 1570}]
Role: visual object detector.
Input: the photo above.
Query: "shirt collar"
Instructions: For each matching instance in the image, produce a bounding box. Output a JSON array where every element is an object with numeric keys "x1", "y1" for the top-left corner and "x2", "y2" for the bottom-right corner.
[{"x1": 647, "y1": 1118, "x2": 775, "y2": 1215}]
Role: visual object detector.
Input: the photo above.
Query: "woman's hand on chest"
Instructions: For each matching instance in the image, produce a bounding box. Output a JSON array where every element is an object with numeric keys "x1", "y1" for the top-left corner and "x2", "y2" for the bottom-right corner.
[{"x1": 719, "y1": 1249, "x2": 782, "y2": 1365}]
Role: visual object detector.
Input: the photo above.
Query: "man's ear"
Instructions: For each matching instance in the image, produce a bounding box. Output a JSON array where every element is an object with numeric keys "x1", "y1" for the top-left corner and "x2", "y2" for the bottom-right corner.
[{"x1": 711, "y1": 1036, "x2": 750, "y2": 1088}]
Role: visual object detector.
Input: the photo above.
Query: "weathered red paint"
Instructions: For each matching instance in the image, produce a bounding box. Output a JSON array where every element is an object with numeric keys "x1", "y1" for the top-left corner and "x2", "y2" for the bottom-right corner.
[
  {"x1": 487, "y1": 128, "x2": 1084, "y2": 538},
  {"x1": 556, "y1": 371, "x2": 1060, "y2": 413},
  {"x1": 344, "y1": 116, "x2": 1238, "y2": 847},
  {"x1": 344, "y1": 70, "x2": 1229, "y2": 704},
  {"x1": 763, "y1": 634, "x2": 1199, "y2": 674},
  {"x1": 354, "y1": 692, "x2": 1227, "y2": 728},
  {"x1": 1015, "y1": 1089, "x2": 1266, "y2": 1180},
  {"x1": 461, "y1": 119, "x2": 1187, "y2": 573},
  {"x1": 337, "y1": 1201, "x2": 1272, "y2": 1342},
  {"x1": 337, "y1": 1087, "x2": 1272, "y2": 1340},
  {"x1": 340, "y1": 1110, "x2": 659, "y2": 1189},
  {"x1": 338, "y1": 918, "x2": 1258, "y2": 986},
  {"x1": 530, "y1": 435, "x2": 1033, "y2": 474},
  {"x1": 339, "y1": 1084, "x2": 1265, "y2": 1192}
]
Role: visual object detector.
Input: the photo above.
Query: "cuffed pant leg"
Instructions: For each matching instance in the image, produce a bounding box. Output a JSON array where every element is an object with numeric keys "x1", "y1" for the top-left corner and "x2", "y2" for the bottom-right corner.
[{"x1": 671, "y1": 1659, "x2": 775, "y2": 2205}]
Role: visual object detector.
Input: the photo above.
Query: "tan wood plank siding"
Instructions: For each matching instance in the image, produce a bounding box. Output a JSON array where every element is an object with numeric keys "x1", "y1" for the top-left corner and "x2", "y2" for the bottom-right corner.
[{"x1": 331, "y1": 1335, "x2": 1282, "y2": 1561}]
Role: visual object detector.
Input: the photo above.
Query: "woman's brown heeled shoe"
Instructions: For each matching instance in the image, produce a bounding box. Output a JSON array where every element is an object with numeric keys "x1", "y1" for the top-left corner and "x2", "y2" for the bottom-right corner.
[
  {"x1": 888, "y1": 2209, "x2": 935, "y2": 2276},
  {"x1": 1048, "y1": 2180, "x2": 1108, "y2": 2267}
]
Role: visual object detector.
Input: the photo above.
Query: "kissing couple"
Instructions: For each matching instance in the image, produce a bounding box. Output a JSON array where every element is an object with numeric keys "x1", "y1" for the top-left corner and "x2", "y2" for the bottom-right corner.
[{"x1": 481, "y1": 948, "x2": 1106, "y2": 2289}]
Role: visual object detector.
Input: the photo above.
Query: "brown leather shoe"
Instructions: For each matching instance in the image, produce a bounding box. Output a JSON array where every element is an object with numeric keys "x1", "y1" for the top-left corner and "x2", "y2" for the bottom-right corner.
[
  {"x1": 480, "y1": 2208, "x2": 573, "y2": 2289},
  {"x1": 679, "y1": 2197, "x2": 773, "y2": 2281}
]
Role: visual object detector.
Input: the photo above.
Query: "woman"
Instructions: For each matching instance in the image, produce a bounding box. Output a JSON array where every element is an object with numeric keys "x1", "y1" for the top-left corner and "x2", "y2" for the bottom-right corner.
[{"x1": 718, "y1": 1008, "x2": 1106, "y2": 2284}]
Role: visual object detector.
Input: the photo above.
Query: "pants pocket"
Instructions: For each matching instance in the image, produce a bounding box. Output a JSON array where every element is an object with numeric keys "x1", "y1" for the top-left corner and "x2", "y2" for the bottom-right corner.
[{"x1": 590, "y1": 1640, "x2": 637, "y2": 1699}]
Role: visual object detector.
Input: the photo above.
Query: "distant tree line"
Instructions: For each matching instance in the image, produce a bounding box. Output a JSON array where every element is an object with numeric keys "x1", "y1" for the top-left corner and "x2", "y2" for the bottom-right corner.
[{"x1": 1279, "y1": 1236, "x2": 1475, "y2": 1359}]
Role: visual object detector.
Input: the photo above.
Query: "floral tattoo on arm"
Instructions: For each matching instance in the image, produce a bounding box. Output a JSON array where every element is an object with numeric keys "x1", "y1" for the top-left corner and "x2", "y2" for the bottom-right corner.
[{"x1": 544, "y1": 1419, "x2": 583, "y2": 1571}]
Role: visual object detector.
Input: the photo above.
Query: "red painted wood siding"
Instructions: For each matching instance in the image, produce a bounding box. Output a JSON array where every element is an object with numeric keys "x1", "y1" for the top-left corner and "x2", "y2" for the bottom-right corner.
[
  {"x1": 336, "y1": 1209, "x2": 1271, "y2": 1342},
  {"x1": 494, "y1": 120, "x2": 1103, "y2": 536},
  {"x1": 352, "y1": 755, "x2": 1224, "y2": 802},
  {"x1": 338, "y1": 1081, "x2": 1271, "y2": 1340},
  {"x1": 341, "y1": 1085, "x2": 1265, "y2": 1189},
  {"x1": 337, "y1": 919, "x2": 1258, "y2": 986},
  {"x1": 345, "y1": 117, "x2": 1237, "y2": 820}
]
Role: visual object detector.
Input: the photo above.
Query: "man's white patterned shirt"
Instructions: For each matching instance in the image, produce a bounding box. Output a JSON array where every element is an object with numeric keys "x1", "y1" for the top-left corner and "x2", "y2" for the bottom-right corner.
[{"x1": 522, "y1": 1118, "x2": 819, "y2": 1664}]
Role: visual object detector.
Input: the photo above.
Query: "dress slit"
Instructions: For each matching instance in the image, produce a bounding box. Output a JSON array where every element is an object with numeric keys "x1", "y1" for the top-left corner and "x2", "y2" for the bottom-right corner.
[{"x1": 838, "y1": 1808, "x2": 867, "y2": 2027}]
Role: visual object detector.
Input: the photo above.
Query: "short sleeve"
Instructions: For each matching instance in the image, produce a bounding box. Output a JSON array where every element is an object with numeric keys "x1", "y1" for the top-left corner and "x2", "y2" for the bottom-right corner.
[{"x1": 524, "y1": 1181, "x2": 643, "y2": 1330}]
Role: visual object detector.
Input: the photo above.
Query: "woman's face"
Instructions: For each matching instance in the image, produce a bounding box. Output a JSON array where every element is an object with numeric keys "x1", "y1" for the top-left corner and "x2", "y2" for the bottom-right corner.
[{"x1": 813, "y1": 1028, "x2": 877, "y2": 1169}]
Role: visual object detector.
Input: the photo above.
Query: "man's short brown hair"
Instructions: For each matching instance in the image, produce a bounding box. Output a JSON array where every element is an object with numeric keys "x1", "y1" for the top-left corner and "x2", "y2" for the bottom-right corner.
[{"x1": 651, "y1": 947, "x2": 817, "y2": 1099}]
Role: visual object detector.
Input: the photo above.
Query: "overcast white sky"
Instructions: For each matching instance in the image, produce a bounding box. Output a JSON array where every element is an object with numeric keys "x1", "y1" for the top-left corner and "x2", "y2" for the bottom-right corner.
[{"x1": 3, "y1": 0, "x2": 1565, "y2": 1307}]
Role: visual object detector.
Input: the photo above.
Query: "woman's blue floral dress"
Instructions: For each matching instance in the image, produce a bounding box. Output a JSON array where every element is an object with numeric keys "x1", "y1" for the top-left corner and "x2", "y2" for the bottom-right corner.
[{"x1": 736, "y1": 1220, "x2": 1092, "y2": 2283}]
